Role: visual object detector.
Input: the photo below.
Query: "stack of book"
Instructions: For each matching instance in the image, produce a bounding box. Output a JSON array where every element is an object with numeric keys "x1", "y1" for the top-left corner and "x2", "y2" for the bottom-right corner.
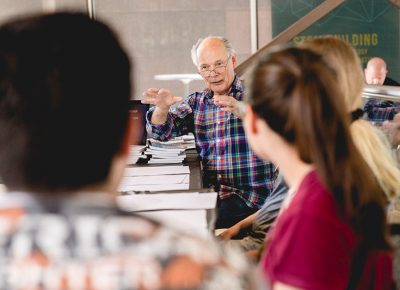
[
  {"x1": 117, "y1": 191, "x2": 217, "y2": 238},
  {"x1": 119, "y1": 165, "x2": 190, "y2": 192},
  {"x1": 125, "y1": 134, "x2": 196, "y2": 165},
  {"x1": 149, "y1": 134, "x2": 195, "y2": 149},
  {"x1": 126, "y1": 145, "x2": 147, "y2": 165},
  {"x1": 145, "y1": 144, "x2": 186, "y2": 164}
]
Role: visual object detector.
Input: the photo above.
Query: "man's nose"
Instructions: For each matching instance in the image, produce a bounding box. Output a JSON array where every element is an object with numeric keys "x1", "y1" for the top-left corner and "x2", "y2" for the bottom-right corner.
[{"x1": 209, "y1": 69, "x2": 218, "y2": 77}]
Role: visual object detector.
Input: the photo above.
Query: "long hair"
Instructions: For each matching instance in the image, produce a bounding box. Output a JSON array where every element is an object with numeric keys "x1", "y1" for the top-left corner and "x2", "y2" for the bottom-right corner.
[
  {"x1": 299, "y1": 37, "x2": 400, "y2": 199},
  {"x1": 246, "y1": 47, "x2": 390, "y2": 252}
]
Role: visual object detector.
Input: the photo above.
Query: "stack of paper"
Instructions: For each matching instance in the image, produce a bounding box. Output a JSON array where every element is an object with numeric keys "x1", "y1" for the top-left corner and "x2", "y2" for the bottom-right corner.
[
  {"x1": 125, "y1": 134, "x2": 195, "y2": 165},
  {"x1": 126, "y1": 145, "x2": 147, "y2": 165},
  {"x1": 123, "y1": 165, "x2": 190, "y2": 176},
  {"x1": 119, "y1": 165, "x2": 190, "y2": 192},
  {"x1": 139, "y1": 210, "x2": 209, "y2": 238},
  {"x1": 149, "y1": 133, "x2": 196, "y2": 150},
  {"x1": 118, "y1": 192, "x2": 217, "y2": 211},
  {"x1": 181, "y1": 134, "x2": 196, "y2": 149},
  {"x1": 148, "y1": 138, "x2": 185, "y2": 149},
  {"x1": 145, "y1": 145, "x2": 186, "y2": 164},
  {"x1": 117, "y1": 192, "x2": 217, "y2": 238}
]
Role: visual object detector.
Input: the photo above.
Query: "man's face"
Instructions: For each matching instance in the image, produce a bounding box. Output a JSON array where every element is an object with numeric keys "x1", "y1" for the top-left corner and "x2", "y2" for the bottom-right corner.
[
  {"x1": 197, "y1": 40, "x2": 236, "y2": 95},
  {"x1": 364, "y1": 62, "x2": 387, "y2": 85}
]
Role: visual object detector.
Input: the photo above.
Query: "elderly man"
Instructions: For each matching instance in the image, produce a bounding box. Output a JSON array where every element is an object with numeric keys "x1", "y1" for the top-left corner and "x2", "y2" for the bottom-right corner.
[
  {"x1": 0, "y1": 14, "x2": 256, "y2": 289},
  {"x1": 142, "y1": 36, "x2": 277, "y2": 229},
  {"x1": 363, "y1": 57, "x2": 400, "y2": 125},
  {"x1": 364, "y1": 57, "x2": 400, "y2": 86}
]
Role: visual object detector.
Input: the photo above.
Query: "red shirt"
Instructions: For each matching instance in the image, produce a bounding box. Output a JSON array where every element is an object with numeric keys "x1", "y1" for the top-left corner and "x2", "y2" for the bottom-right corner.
[{"x1": 261, "y1": 170, "x2": 393, "y2": 290}]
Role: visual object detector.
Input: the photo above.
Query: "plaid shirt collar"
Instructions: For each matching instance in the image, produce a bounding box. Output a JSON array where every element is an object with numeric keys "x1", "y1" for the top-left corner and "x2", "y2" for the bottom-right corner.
[{"x1": 203, "y1": 75, "x2": 243, "y2": 100}]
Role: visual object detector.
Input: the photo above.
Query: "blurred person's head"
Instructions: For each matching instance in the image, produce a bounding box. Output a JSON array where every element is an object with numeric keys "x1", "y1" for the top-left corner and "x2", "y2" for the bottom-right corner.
[
  {"x1": 299, "y1": 37, "x2": 400, "y2": 199},
  {"x1": 364, "y1": 57, "x2": 388, "y2": 85},
  {"x1": 244, "y1": 46, "x2": 389, "y2": 252},
  {"x1": 298, "y1": 36, "x2": 364, "y2": 112},
  {"x1": 244, "y1": 47, "x2": 355, "y2": 182},
  {"x1": 0, "y1": 12, "x2": 132, "y2": 194},
  {"x1": 191, "y1": 36, "x2": 237, "y2": 95}
]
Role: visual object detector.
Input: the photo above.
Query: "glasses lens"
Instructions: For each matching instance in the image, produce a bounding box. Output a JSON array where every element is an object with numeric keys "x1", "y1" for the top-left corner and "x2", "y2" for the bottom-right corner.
[
  {"x1": 199, "y1": 70, "x2": 208, "y2": 76},
  {"x1": 200, "y1": 67, "x2": 225, "y2": 77},
  {"x1": 199, "y1": 59, "x2": 228, "y2": 77},
  {"x1": 214, "y1": 66, "x2": 226, "y2": 74}
]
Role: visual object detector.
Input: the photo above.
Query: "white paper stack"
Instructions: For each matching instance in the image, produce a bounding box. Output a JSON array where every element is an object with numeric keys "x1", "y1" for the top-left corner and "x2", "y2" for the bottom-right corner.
[
  {"x1": 148, "y1": 133, "x2": 195, "y2": 150},
  {"x1": 126, "y1": 145, "x2": 147, "y2": 165},
  {"x1": 123, "y1": 165, "x2": 190, "y2": 177},
  {"x1": 117, "y1": 192, "x2": 217, "y2": 211},
  {"x1": 117, "y1": 192, "x2": 217, "y2": 238},
  {"x1": 145, "y1": 140, "x2": 186, "y2": 164},
  {"x1": 119, "y1": 165, "x2": 191, "y2": 192}
]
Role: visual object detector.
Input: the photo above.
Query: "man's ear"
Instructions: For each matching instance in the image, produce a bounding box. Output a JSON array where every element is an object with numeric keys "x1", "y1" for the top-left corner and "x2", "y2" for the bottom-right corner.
[{"x1": 231, "y1": 53, "x2": 237, "y2": 68}]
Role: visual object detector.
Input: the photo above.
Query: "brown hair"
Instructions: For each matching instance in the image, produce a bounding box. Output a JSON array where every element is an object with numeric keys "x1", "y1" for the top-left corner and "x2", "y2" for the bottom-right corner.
[
  {"x1": 298, "y1": 37, "x2": 364, "y2": 111},
  {"x1": 299, "y1": 37, "x2": 400, "y2": 199},
  {"x1": 246, "y1": 47, "x2": 390, "y2": 254}
]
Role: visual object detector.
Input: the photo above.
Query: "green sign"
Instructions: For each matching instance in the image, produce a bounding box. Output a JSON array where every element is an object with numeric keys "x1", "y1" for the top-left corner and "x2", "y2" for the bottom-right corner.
[{"x1": 271, "y1": 0, "x2": 400, "y2": 81}]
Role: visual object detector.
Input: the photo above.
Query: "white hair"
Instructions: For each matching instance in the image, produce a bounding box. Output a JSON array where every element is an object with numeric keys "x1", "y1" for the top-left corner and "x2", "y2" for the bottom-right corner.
[{"x1": 191, "y1": 36, "x2": 236, "y2": 66}]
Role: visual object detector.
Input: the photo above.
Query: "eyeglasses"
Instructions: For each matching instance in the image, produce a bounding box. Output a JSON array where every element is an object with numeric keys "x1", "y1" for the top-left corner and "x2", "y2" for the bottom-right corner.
[{"x1": 198, "y1": 56, "x2": 231, "y2": 77}]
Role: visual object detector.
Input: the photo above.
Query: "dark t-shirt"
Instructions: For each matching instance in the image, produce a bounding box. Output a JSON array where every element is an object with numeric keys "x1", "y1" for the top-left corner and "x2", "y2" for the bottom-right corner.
[{"x1": 383, "y1": 77, "x2": 400, "y2": 86}]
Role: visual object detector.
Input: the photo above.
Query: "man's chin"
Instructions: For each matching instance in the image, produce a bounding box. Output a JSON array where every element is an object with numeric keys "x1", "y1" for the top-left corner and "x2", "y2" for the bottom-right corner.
[{"x1": 210, "y1": 84, "x2": 228, "y2": 95}]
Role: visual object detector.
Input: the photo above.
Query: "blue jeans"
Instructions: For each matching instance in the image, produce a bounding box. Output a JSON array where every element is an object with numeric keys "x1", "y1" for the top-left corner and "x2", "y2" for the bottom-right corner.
[{"x1": 215, "y1": 194, "x2": 258, "y2": 229}]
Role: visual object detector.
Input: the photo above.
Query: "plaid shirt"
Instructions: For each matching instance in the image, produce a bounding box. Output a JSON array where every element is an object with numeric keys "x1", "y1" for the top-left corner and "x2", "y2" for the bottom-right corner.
[
  {"x1": 363, "y1": 98, "x2": 400, "y2": 126},
  {"x1": 146, "y1": 76, "x2": 277, "y2": 209}
]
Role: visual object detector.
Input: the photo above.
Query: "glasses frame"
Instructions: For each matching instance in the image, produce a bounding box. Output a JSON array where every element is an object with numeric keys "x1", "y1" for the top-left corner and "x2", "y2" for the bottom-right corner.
[{"x1": 198, "y1": 55, "x2": 231, "y2": 77}]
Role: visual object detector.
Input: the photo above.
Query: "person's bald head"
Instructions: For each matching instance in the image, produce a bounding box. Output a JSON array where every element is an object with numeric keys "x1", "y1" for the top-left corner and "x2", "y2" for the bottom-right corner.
[
  {"x1": 191, "y1": 36, "x2": 237, "y2": 95},
  {"x1": 364, "y1": 57, "x2": 388, "y2": 85}
]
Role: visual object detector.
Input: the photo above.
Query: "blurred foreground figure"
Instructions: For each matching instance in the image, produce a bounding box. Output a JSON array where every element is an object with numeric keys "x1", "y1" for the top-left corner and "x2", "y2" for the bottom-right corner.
[
  {"x1": 0, "y1": 12, "x2": 257, "y2": 290},
  {"x1": 243, "y1": 47, "x2": 394, "y2": 290}
]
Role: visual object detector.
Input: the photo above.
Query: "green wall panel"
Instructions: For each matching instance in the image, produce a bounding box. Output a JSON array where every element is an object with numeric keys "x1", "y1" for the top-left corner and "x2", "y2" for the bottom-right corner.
[{"x1": 272, "y1": 0, "x2": 400, "y2": 80}]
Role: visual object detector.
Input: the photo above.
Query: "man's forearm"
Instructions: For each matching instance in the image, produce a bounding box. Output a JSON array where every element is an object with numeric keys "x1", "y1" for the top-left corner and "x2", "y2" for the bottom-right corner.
[{"x1": 151, "y1": 107, "x2": 169, "y2": 125}]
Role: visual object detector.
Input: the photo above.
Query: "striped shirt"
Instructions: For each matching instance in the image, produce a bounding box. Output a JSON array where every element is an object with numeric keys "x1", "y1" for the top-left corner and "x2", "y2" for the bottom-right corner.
[
  {"x1": 146, "y1": 76, "x2": 277, "y2": 208},
  {"x1": 238, "y1": 173, "x2": 287, "y2": 251}
]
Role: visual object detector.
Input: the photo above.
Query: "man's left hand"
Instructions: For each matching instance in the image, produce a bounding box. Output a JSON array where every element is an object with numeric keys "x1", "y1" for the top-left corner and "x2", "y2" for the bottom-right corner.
[{"x1": 214, "y1": 95, "x2": 245, "y2": 118}]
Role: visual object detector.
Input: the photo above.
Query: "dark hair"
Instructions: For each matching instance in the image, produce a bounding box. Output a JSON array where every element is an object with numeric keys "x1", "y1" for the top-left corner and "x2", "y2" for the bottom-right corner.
[
  {"x1": 246, "y1": 47, "x2": 390, "y2": 268},
  {"x1": 0, "y1": 12, "x2": 131, "y2": 192}
]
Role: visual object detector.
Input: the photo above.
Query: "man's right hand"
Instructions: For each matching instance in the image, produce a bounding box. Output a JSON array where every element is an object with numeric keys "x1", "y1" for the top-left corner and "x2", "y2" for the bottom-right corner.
[
  {"x1": 217, "y1": 223, "x2": 242, "y2": 240},
  {"x1": 141, "y1": 88, "x2": 183, "y2": 112}
]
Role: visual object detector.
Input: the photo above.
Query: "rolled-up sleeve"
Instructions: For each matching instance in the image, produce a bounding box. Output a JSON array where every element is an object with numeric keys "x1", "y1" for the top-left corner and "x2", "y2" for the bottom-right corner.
[
  {"x1": 146, "y1": 109, "x2": 175, "y2": 141},
  {"x1": 146, "y1": 100, "x2": 194, "y2": 141}
]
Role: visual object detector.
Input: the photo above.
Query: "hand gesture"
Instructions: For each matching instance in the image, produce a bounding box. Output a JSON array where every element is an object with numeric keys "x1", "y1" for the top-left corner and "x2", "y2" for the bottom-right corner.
[
  {"x1": 141, "y1": 88, "x2": 183, "y2": 112},
  {"x1": 214, "y1": 95, "x2": 245, "y2": 118}
]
